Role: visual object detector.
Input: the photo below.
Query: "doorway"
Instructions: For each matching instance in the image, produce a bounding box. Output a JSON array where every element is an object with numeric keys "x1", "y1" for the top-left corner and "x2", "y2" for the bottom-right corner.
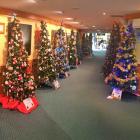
[{"x1": 92, "y1": 32, "x2": 110, "y2": 51}]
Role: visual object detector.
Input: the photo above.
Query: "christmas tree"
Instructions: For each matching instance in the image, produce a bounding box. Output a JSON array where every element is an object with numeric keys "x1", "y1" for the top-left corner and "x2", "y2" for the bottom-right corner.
[
  {"x1": 69, "y1": 30, "x2": 77, "y2": 68},
  {"x1": 38, "y1": 21, "x2": 57, "y2": 87},
  {"x1": 54, "y1": 28, "x2": 68, "y2": 78},
  {"x1": 82, "y1": 34, "x2": 90, "y2": 56},
  {"x1": 88, "y1": 33, "x2": 93, "y2": 56},
  {"x1": 106, "y1": 23, "x2": 137, "y2": 100},
  {"x1": 1, "y1": 16, "x2": 38, "y2": 113},
  {"x1": 102, "y1": 22, "x2": 120, "y2": 78},
  {"x1": 76, "y1": 31, "x2": 82, "y2": 64}
]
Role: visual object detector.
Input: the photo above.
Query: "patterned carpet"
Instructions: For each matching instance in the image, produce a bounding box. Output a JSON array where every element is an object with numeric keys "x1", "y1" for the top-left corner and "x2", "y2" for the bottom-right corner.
[{"x1": 0, "y1": 51, "x2": 140, "y2": 140}]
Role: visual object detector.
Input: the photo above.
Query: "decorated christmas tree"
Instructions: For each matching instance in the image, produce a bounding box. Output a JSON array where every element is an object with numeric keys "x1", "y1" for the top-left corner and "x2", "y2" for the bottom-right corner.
[
  {"x1": 88, "y1": 33, "x2": 93, "y2": 56},
  {"x1": 69, "y1": 30, "x2": 78, "y2": 68},
  {"x1": 1, "y1": 16, "x2": 38, "y2": 113},
  {"x1": 82, "y1": 34, "x2": 90, "y2": 56},
  {"x1": 53, "y1": 28, "x2": 69, "y2": 78},
  {"x1": 102, "y1": 22, "x2": 120, "y2": 78},
  {"x1": 38, "y1": 21, "x2": 58, "y2": 88},
  {"x1": 76, "y1": 31, "x2": 83, "y2": 64},
  {"x1": 106, "y1": 23, "x2": 138, "y2": 100}
]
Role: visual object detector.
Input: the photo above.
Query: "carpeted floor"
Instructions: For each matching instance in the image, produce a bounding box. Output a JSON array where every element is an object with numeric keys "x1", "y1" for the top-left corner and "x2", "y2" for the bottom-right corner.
[{"x1": 1, "y1": 51, "x2": 140, "y2": 140}]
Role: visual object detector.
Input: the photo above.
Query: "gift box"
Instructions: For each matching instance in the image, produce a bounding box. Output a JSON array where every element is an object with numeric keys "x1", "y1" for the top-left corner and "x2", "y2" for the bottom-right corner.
[
  {"x1": 59, "y1": 73, "x2": 66, "y2": 79},
  {"x1": 65, "y1": 72, "x2": 70, "y2": 78}
]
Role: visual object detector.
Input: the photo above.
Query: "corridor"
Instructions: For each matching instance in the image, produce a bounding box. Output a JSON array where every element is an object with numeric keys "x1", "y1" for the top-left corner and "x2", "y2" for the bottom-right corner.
[{"x1": 0, "y1": 53, "x2": 140, "y2": 140}]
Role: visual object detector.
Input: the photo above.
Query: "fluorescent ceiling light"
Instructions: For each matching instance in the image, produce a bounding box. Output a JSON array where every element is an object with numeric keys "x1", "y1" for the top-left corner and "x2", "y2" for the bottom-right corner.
[
  {"x1": 69, "y1": 21, "x2": 79, "y2": 24},
  {"x1": 53, "y1": 10, "x2": 64, "y2": 14},
  {"x1": 27, "y1": 0, "x2": 36, "y2": 3},
  {"x1": 65, "y1": 17, "x2": 74, "y2": 20}
]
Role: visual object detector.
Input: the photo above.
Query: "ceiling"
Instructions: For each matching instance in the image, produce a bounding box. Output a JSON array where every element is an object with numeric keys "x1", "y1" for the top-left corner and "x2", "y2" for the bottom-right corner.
[{"x1": 0, "y1": 0, "x2": 140, "y2": 31}]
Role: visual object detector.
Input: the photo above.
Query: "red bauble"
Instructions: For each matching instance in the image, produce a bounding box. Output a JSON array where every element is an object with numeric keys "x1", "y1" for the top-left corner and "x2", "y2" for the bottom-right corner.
[{"x1": 26, "y1": 67, "x2": 32, "y2": 74}]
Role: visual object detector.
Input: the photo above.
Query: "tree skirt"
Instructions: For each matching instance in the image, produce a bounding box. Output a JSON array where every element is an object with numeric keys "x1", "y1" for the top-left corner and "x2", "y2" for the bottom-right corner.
[{"x1": 0, "y1": 94, "x2": 39, "y2": 114}]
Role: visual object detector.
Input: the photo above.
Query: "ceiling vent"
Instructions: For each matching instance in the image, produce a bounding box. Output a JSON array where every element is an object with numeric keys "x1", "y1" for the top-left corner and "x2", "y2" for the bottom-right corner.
[{"x1": 72, "y1": 7, "x2": 79, "y2": 10}]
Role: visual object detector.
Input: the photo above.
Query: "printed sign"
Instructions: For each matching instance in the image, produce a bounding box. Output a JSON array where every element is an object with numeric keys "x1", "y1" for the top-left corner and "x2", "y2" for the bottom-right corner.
[
  {"x1": 112, "y1": 88, "x2": 122, "y2": 100},
  {"x1": 53, "y1": 80, "x2": 60, "y2": 89},
  {"x1": 23, "y1": 98, "x2": 34, "y2": 110}
]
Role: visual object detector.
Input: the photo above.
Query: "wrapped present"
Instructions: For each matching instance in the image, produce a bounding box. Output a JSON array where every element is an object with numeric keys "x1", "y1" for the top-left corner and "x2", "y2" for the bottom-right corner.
[
  {"x1": 59, "y1": 73, "x2": 66, "y2": 79},
  {"x1": 65, "y1": 72, "x2": 70, "y2": 78}
]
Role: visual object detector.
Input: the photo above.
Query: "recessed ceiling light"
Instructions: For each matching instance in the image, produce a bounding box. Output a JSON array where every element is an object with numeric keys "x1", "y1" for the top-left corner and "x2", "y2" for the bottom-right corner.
[
  {"x1": 53, "y1": 10, "x2": 64, "y2": 14},
  {"x1": 102, "y1": 12, "x2": 106, "y2": 15},
  {"x1": 92, "y1": 25, "x2": 96, "y2": 28},
  {"x1": 65, "y1": 17, "x2": 74, "y2": 20},
  {"x1": 27, "y1": 0, "x2": 36, "y2": 3}
]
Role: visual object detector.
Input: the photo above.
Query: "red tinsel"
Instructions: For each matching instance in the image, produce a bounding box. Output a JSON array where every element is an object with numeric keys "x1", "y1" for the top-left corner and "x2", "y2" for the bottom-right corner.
[{"x1": 26, "y1": 67, "x2": 32, "y2": 74}]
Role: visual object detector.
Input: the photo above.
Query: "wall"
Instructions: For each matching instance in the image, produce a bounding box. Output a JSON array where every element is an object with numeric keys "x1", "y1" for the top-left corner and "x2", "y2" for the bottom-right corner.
[
  {"x1": 0, "y1": 14, "x2": 74, "y2": 67},
  {"x1": 133, "y1": 19, "x2": 140, "y2": 63},
  {"x1": 0, "y1": 14, "x2": 8, "y2": 66}
]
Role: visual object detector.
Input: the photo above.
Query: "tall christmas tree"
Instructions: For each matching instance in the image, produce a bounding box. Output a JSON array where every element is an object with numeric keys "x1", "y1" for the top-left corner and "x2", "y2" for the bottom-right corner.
[
  {"x1": 1, "y1": 16, "x2": 38, "y2": 113},
  {"x1": 38, "y1": 21, "x2": 57, "y2": 87},
  {"x1": 82, "y1": 34, "x2": 90, "y2": 56},
  {"x1": 69, "y1": 30, "x2": 77, "y2": 68},
  {"x1": 54, "y1": 28, "x2": 68, "y2": 78},
  {"x1": 106, "y1": 23, "x2": 137, "y2": 100},
  {"x1": 76, "y1": 31, "x2": 82, "y2": 64},
  {"x1": 102, "y1": 22, "x2": 120, "y2": 78},
  {"x1": 88, "y1": 33, "x2": 93, "y2": 56}
]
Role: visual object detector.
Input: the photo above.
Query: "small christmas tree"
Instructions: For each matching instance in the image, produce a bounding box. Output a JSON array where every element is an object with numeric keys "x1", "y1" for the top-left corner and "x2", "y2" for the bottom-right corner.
[
  {"x1": 54, "y1": 28, "x2": 69, "y2": 78},
  {"x1": 2, "y1": 16, "x2": 38, "y2": 113},
  {"x1": 37, "y1": 21, "x2": 57, "y2": 88},
  {"x1": 103, "y1": 22, "x2": 120, "y2": 78},
  {"x1": 69, "y1": 30, "x2": 78, "y2": 68},
  {"x1": 106, "y1": 23, "x2": 138, "y2": 100}
]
